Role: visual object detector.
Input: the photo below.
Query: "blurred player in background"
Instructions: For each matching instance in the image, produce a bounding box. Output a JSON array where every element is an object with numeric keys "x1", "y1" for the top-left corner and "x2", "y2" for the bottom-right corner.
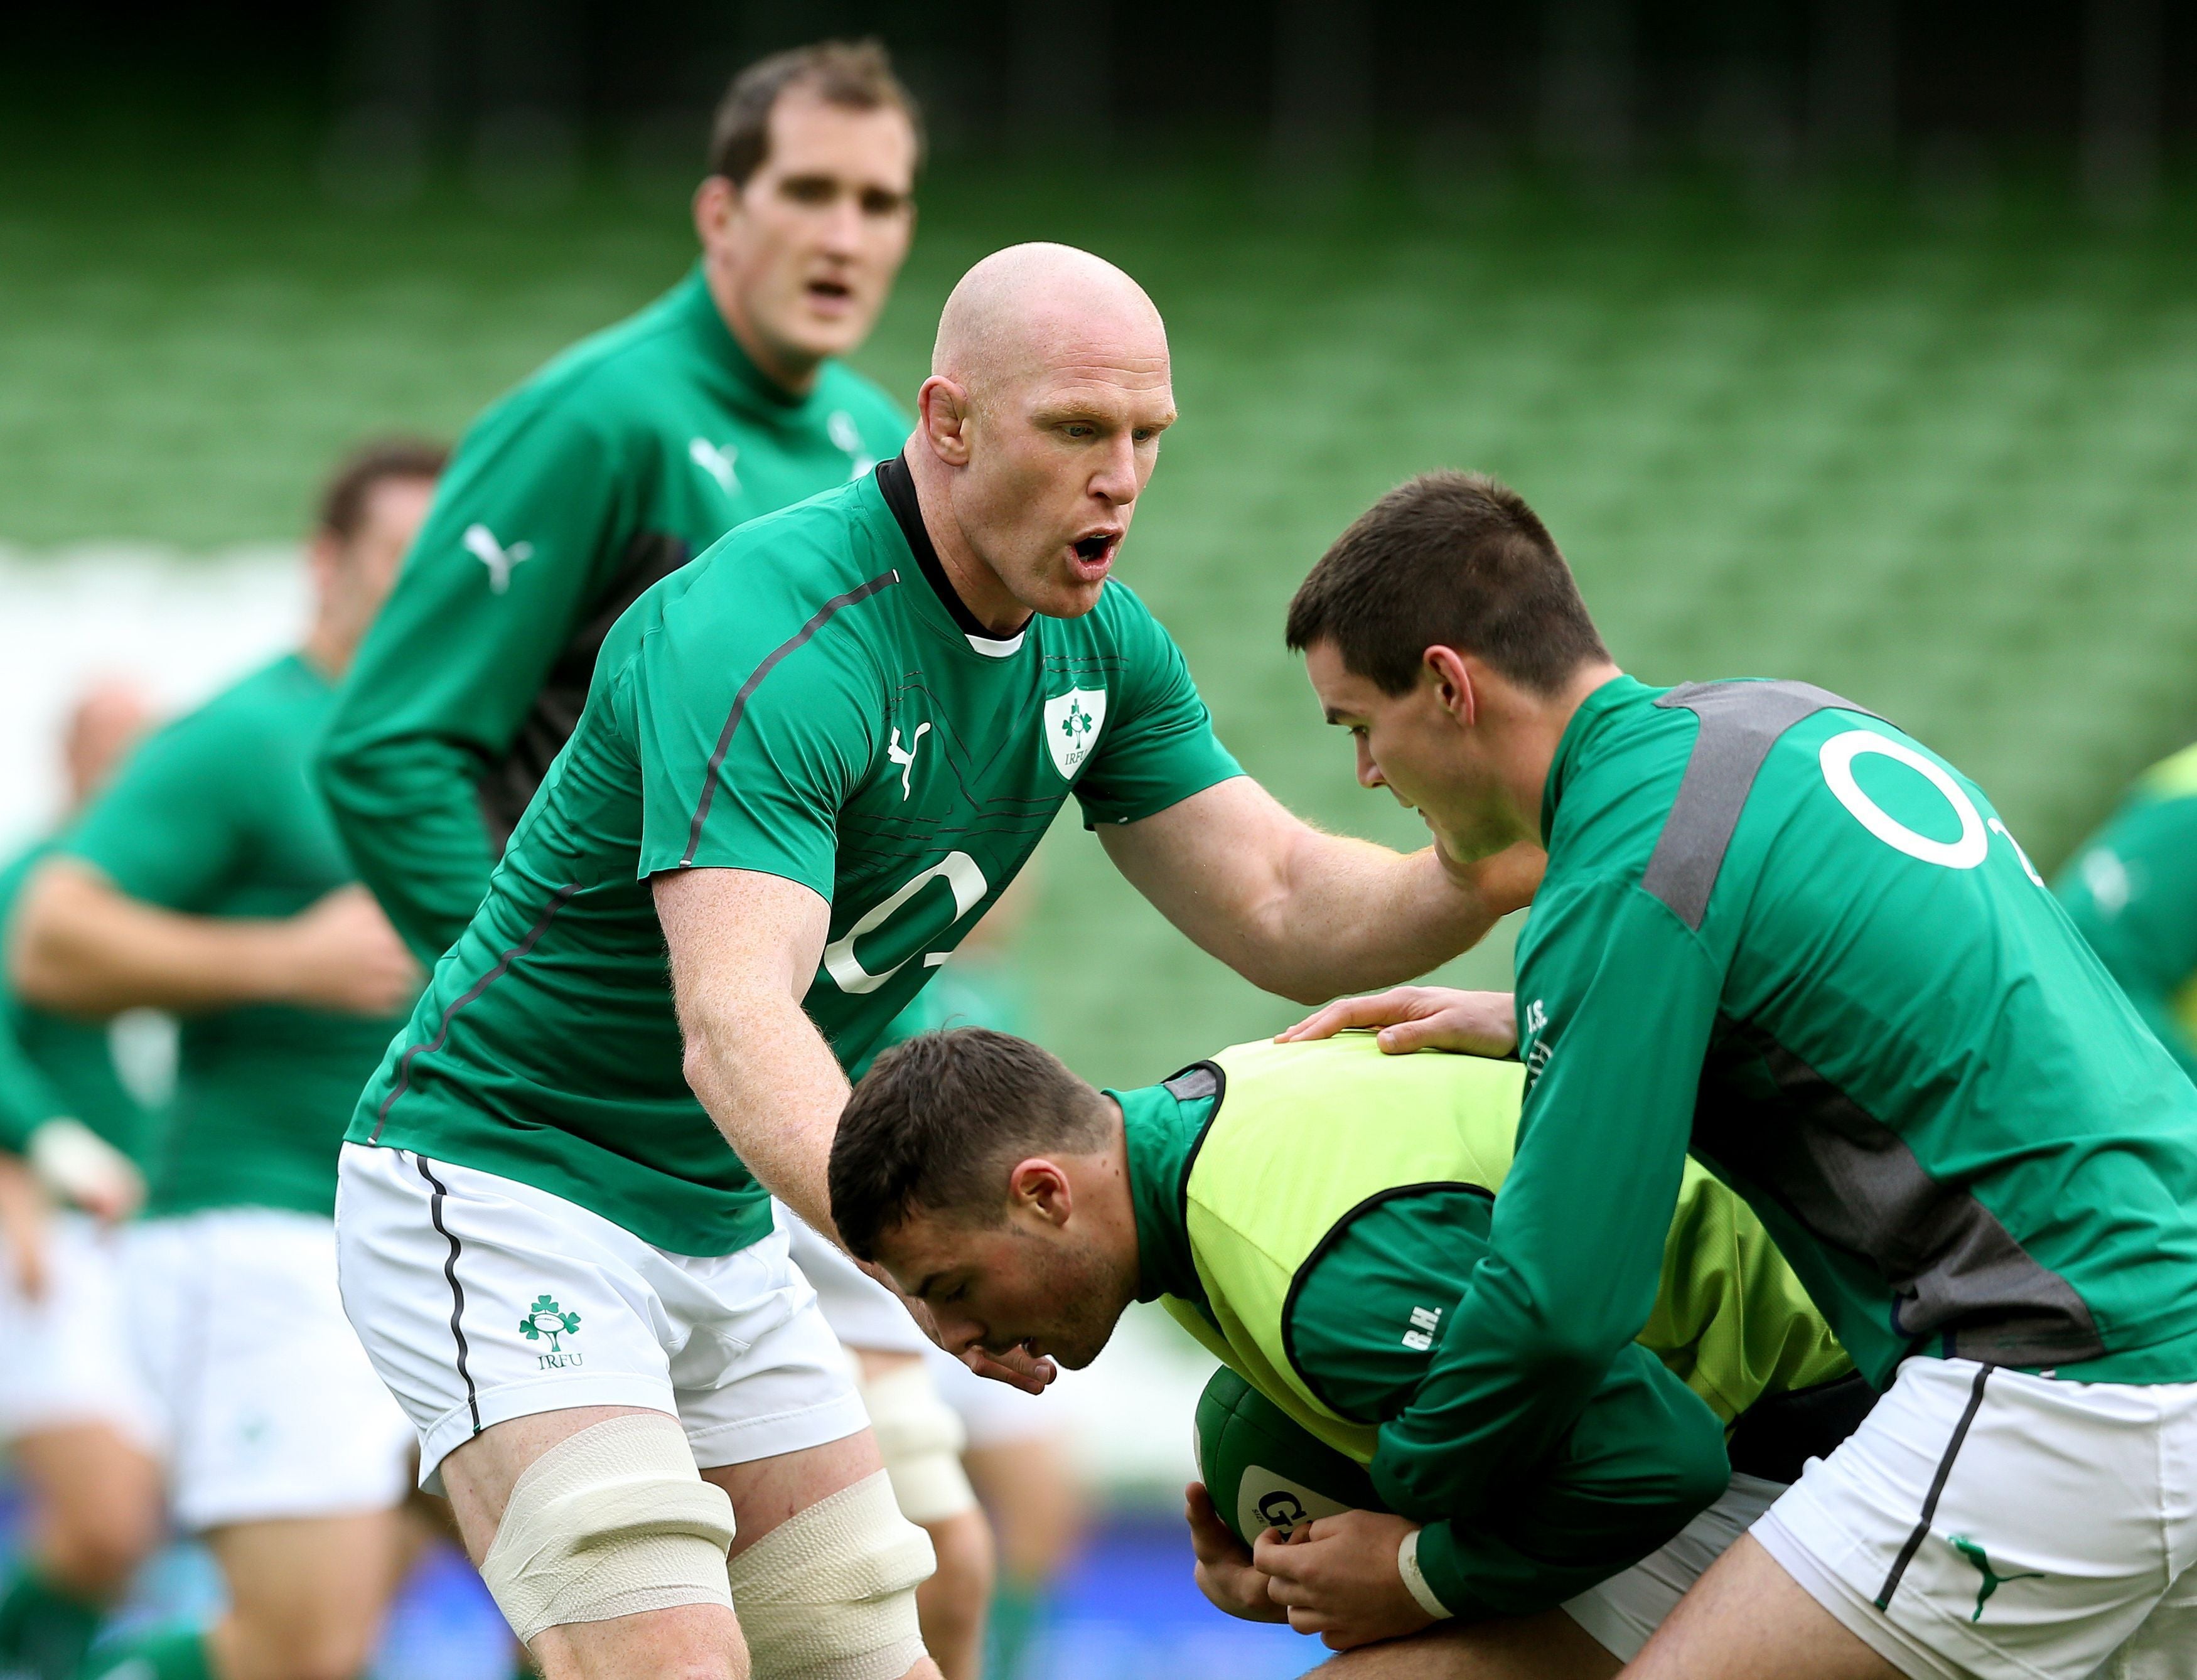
[
  {"x1": 308, "y1": 41, "x2": 1004, "y2": 1671},
  {"x1": 2054, "y1": 742, "x2": 2197, "y2": 1079},
  {"x1": 851, "y1": 876, "x2": 1093, "y2": 1679},
  {"x1": 9, "y1": 441, "x2": 443, "y2": 1680},
  {"x1": 0, "y1": 680, "x2": 159, "y2": 1680}
]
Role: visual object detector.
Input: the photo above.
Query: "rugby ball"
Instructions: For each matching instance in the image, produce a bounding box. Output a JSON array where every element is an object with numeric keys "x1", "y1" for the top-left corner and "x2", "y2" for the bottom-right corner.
[{"x1": 1193, "y1": 1365, "x2": 1382, "y2": 1548}]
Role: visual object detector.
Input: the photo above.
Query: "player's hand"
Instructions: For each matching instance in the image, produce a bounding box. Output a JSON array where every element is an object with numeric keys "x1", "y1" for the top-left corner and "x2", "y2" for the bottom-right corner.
[
  {"x1": 0, "y1": 1152, "x2": 53, "y2": 1301},
  {"x1": 27, "y1": 1118, "x2": 144, "y2": 1222},
  {"x1": 1276, "y1": 987, "x2": 1517, "y2": 1057},
  {"x1": 960, "y1": 1343, "x2": 1058, "y2": 1394},
  {"x1": 1255, "y1": 1509, "x2": 1437, "y2": 1651},
  {"x1": 1184, "y1": 1482, "x2": 1288, "y2": 1624},
  {"x1": 279, "y1": 887, "x2": 423, "y2": 1015}
]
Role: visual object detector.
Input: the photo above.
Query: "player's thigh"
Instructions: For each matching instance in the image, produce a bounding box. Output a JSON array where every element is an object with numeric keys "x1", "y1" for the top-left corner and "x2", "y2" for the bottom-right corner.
[
  {"x1": 0, "y1": 1211, "x2": 161, "y2": 1452},
  {"x1": 127, "y1": 1207, "x2": 412, "y2": 1534},
  {"x1": 1622, "y1": 1534, "x2": 1904, "y2": 1680},
  {"x1": 438, "y1": 1403, "x2": 671, "y2": 1562},
  {"x1": 1307, "y1": 1608, "x2": 1620, "y2": 1679},
  {"x1": 8, "y1": 1421, "x2": 163, "y2": 1579}
]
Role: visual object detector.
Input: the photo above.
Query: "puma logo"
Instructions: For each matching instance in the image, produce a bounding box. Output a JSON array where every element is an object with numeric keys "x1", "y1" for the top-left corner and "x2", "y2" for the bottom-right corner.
[
  {"x1": 1949, "y1": 1535, "x2": 2044, "y2": 1623},
  {"x1": 886, "y1": 722, "x2": 930, "y2": 800},
  {"x1": 463, "y1": 524, "x2": 534, "y2": 594},
  {"x1": 689, "y1": 437, "x2": 739, "y2": 495}
]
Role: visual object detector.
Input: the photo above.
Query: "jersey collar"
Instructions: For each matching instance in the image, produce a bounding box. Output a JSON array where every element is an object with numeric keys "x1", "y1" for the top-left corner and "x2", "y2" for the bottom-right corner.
[
  {"x1": 1540, "y1": 672, "x2": 1651, "y2": 845},
  {"x1": 675, "y1": 264, "x2": 822, "y2": 414},
  {"x1": 875, "y1": 455, "x2": 1029, "y2": 658},
  {"x1": 1113, "y1": 1070, "x2": 1223, "y2": 1307}
]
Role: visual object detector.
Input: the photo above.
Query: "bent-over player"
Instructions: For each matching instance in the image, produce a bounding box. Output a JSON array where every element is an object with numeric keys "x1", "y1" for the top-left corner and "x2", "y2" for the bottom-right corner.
[
  {"x1": 311, "y1": 44, "x2": 998, "y2": 1664},
  {"x1": 0, "y1": 682, "x2": 159, "y2": 1680},
  {"x1": 332, "y1": 244, "x2": 1535, "y2": 1680},
  {"x1": 830, "y1": 1027, "x2": 1872, "y2": 1677},
  {"x1": 1279, "y1": 473, "x2": 2197, "y2": 1679},
  {"x1": 11, "y1": 442, "x2": 444, "y2": 1680}
]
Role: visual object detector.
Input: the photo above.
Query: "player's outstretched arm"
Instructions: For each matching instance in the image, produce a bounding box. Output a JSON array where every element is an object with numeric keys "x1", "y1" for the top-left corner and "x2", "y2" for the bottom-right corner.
[
  {"x1": 9, "y1": 862, "x2": 417, "y2": 1017},
  {"x1": 655, "y1": 864, "x2": 850, "y2": 1237},
  {"x1": 1098, "y1": 777, "x2": 1542, "y2": 1006}
]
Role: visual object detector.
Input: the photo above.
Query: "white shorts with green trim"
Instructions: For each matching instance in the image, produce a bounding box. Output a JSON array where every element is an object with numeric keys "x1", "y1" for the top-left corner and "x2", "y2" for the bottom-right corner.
[
  {"x1": 335, "y1": 1143, "x2": 868, "y2": 1493},
  {"x1": 1560, "y1": 1471, "x2": 1785, "y2": 1660},
  {"x1": 124, "y1": 1206, "x2": 414, "y2": 1531},
  {"x1": 0, "y1": 1209, "x2": 159, "y2": 1448},
  {"x1": 1751, "y1": 1355, "x2": 2197, "y2": 1680}
]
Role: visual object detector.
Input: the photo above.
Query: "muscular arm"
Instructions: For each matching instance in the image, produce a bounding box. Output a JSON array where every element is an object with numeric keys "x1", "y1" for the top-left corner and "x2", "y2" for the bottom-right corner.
[
  {"x1": 1099, "y1": 777, "x2": 1542, "y2": 1005},
  {"x1": 9, "y1": 860, "x2": 413, "y2": 1018},
  {"x1": 654, "y1": 865, "x2": 848, "y2": 1237}
]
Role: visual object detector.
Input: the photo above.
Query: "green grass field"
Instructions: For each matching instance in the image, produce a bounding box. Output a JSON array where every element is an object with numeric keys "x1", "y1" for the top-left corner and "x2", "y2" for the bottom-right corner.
[{"x1": 7, "y1": 150, "x2": 2196, "y2": 1080}]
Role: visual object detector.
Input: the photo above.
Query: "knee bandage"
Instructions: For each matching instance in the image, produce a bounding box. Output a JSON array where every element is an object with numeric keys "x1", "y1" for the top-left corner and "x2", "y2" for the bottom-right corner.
[
  {"x1": 859, "y1": 1359, "x2": 976, "y2": 1525},
  {"x1": 725, "y1": 1469, "x2": 934, "y2": 1680},
  {"x1": 480, "y1": 1413, "x2": 738, "y2": 1645}
]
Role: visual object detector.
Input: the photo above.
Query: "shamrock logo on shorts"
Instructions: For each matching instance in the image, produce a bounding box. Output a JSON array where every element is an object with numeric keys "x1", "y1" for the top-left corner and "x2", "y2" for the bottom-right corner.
[{"x1": 519, "y1": 1293, "x2": 581, "y2": 1354}]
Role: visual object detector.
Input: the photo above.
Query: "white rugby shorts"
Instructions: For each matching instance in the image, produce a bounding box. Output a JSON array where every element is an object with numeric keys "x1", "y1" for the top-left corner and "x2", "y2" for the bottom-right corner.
[
  {"x1": 0, "y1": 1209, "x2": 159, "y2": 1447},
  {"x1": 336, "y1": 1143, "x2": 868, "y2": 1492},
  {"x1": 1753, "y1": 1355, "x2": 2197, "y2": 1680},
  {"x1": 1561, "y1": 1471, "x2": 1785, "y2": 1660},
  {"x1": 123, "y1": 1206, "x2": 414, "y2": 1531}
]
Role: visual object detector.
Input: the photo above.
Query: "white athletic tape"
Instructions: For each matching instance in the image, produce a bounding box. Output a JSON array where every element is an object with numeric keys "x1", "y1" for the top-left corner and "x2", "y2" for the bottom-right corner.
[
  {"x1": 859, "y1": 1358, "x2": 977, "y2": 1525},
  {"x1": 725, "y1": 1469, "x2": 933, "y2": 1680},
  {"x1": 1397, "y1": 1528, "x2": 1454, "y2": 1621},
  {"x1": 28, "y1": 1118, "x2": 137, "y2": 1212},
  {"x1": 481, "y1": 1413, "x2": 737, "y2": 1645}
]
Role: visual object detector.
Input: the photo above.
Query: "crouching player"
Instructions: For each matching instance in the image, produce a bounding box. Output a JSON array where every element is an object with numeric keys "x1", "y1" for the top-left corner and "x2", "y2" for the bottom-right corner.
[{"x1": 830, "y1": 1027, "x2": 1876, "y2": 1676}]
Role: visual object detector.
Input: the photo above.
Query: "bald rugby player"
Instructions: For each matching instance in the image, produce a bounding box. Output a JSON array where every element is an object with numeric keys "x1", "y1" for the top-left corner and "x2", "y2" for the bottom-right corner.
[
  {"x1": 311, "y1": 43, "x2": 1010, "y2": 1666},
  {"x1": 332, "y1": 244, "x2": 1537, "y2": 1680}
]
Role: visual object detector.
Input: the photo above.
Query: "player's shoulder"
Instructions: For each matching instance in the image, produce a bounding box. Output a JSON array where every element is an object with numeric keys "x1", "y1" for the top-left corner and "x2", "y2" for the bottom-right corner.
[
  {"x1": 466, "y1": 276, "x2": 702, "y2": 447},
  {"x1": 811, "y1": 360, "x2": 911, "y2": 438},
  {"x1": 611, "y1": 479, "x2": 899, "y2": 671}
]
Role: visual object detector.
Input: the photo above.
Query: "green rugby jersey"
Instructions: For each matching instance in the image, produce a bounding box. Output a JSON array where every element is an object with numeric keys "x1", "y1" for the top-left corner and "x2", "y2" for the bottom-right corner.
[
  {"x1": 1122, "y1": 1034, "x2": 1855, "y2": 1619},
  {"x1": 2055, "y1": 742, "x2": 2197, "y2": 1078},
  {"x1": 1378, "y1": 675, "x2": 2197, "y2": 1521},
  {"x1": 0, "y1": 840, "x2": 150, "y2": 1164},
  {"x1": 64, "y1": 655, "x2": 417, "y2": 1217},
  {"x1": 318, "y1": 264, "x2": 910, "y2": 960},
  {"x1": 353, "y1": 462, "x2": 1243, "y2": 1255}
]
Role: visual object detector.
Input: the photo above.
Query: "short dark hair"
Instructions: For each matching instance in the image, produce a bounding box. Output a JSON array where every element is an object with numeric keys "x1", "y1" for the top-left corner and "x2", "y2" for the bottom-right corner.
[
  {"x1": 1285, "y1": 471, "x2": 1609, "y2": 697},
  {"x1": 830, "y1": 1028, "x2": 1110, "y2": 1262},
  {"x1": 314, "y1": 437, "x2": 447, "y2": 543},
  {"x1": 706, "y1": 39, "x2": 925, "y2": 189}
]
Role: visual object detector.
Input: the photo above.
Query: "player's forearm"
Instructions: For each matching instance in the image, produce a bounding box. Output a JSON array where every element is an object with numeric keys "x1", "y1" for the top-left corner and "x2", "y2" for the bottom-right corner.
[
  {"x1": 680, "y1": 987, "x2": 849, "y2": 1236},
  {"x1": 1409, "y1": 1349, "x2": 1730, "y2": 1620},
  {"x1": 1247, "y1": 834, "x2": 1538, "y2": 1003},
  {"x1": 9, "y1": 864, "x2": 299, "y2": 1015},
  {"x1": 315, "y1": 734, "x2": 499, "y2": 961}
]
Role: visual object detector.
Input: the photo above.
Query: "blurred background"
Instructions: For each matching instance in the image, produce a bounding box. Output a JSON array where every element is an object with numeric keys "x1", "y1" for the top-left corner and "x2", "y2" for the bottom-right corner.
[{"x1": 4, "y1": 2, "x2": 2196, "y2": 1675}]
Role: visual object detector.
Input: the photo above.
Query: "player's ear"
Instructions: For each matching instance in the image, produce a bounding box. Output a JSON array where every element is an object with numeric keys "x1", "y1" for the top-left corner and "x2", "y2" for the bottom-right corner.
[
  {"x1": 692, "y1": 176, "x2": 736, "y2": 245},
  {"x1": 1007, "y1": 1157, "x2": 1073, "y2": 1228},
  {"x1": 1424, "y1": 646, "x2": 1476, "y2": 727},
  {"x1": 918, "y1": 376, "x2": 974, "y2": 467}
]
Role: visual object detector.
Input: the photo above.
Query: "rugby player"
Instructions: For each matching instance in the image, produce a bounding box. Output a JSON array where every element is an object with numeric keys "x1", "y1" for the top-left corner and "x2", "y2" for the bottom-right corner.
[
  {"x1": 9, "y1": 442, "x2": 444, "y2": 1680},
  {"x1": 0, "y1": 681, "x2": 159, "y2": 1680},
  {"x1": 309, "y1": 45, "x2": 1002, "y2": 1664},
  {"x1": 2053, "y1": 742, "x2": 2197, "y2": 1078},
  {"x1": 1277, "y1": 472, "x2": 2197, "y2": 1679},
  {"x1": 829, "y1": 1025, "x2": 1873, "y2": 1677},
  {"x1": 331, "y1": 244, "x2": 1537, "y2": 1680}
]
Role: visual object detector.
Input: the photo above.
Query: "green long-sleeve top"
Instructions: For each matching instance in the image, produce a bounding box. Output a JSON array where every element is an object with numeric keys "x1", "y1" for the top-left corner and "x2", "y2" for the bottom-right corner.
[
  {"x1": 0, "y1": 840, "x2": 151, "y2": 1162},
  {"x1": 316, "y1": 264, "x2": 910, "y2": 960},
  {"x1": 2055, "y1": 742, "x2": 2197, "y2": 1080},
  {"x1": 1378, "y1": 675, "x2": 2197, "y2": 1527}
]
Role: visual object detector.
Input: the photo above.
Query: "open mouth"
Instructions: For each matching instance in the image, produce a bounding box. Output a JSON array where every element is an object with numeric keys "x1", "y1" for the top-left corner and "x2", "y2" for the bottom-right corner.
[
  {"x1": 1071, "y1": 532, "x2": 1120, "y2": 571},
  {"x1": 805, "y1": 277, "x2": 854, "y2": 307}
]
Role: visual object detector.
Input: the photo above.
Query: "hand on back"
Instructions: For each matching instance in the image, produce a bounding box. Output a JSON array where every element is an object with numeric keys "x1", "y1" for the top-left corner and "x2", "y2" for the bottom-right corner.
[
  {"x1": 1277, "y1": 987, "x2": 1518, "y2": 1057},
  {"x1": 281, "y1": 886, "x2": 422, "y2": 1015}
]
